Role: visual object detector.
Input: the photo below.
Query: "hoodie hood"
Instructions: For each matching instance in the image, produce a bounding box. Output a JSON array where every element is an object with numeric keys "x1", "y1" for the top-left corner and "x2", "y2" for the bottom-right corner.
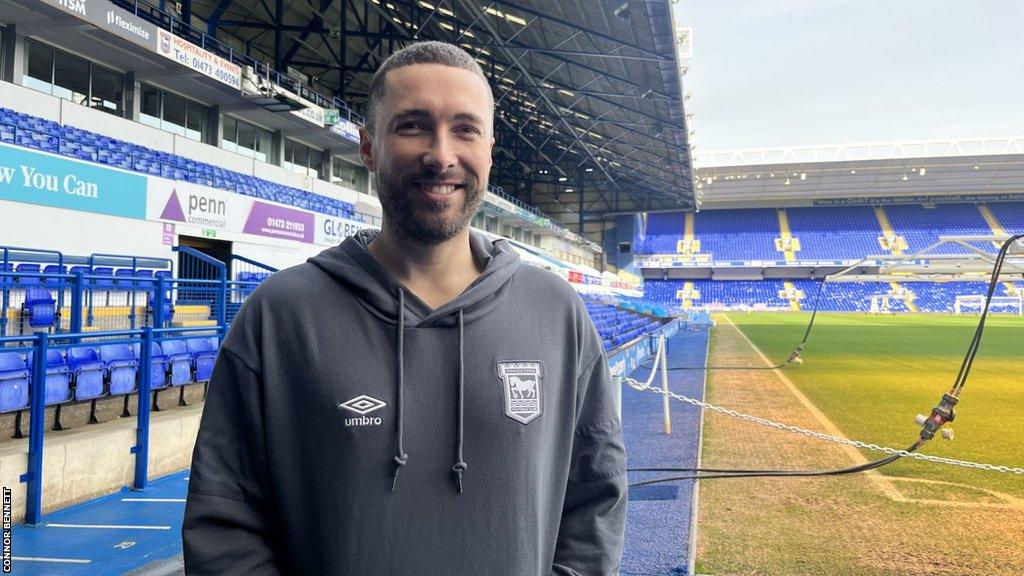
[{"x1": 308, "y1": 228, "x2": 521, "y2": 328}]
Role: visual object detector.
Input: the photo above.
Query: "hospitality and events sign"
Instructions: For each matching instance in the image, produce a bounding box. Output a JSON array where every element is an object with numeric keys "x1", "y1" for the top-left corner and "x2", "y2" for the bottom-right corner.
[{"x1": 156, "y1": 29, "x2": 242, "y2": 91}]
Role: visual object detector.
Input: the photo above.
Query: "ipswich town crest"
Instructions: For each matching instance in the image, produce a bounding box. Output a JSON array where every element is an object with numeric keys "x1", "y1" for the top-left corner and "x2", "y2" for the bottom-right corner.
[{"x1": 497, "y1": 361, "x2": 544, "y2": 424}]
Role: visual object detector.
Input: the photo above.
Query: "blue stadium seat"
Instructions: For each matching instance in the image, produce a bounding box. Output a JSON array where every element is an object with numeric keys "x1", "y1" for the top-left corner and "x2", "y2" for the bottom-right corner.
[
  {"x1": 43, "y1": 265, "x2": 68, "y2": 288},
  {"x1": 159, "y1": 339, "x2": 194, "y2": 386},
  {"x1": 0, "y1": 352, "x2": 30, "y2": 413},
  {"x1": 68, "y1": 347, "x2": 106, "y2": 401},
  {"x1": 114, "y1": 268, "x2": 137, "y2": 290},
  {"x1": 186, "y1": 338, "x2": 216, "y2": 381},
  {"x1": 100, "y1": 344, "x2": 138, "y2": 396},
  {"x1": 91, "y1": 267, "x2": 116, "y2": 290},
  {"x1": 26, "y1": 349, "x2": 72, "y2": 405},
  {"x1": 134, "y1": 269, "x2": 156, "y2": 291},
  {"x1": 132, "y1": 342, "x2": 170, "y2": 390},
  {"x1": 24, "y1": 288, "x2": 56, "y2": 328},
  {"x1": 15, "y1": 263, "x2": 41, "y2": 286}
]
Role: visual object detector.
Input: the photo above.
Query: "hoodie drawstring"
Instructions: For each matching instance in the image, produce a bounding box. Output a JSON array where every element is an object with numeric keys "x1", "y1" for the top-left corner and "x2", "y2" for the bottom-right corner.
[
  {"x1": 391, "y1": 287, "x2": 409, "y2": 491},
  {"x1": 451, "y1": 308, "x2": 468, "y2": 493},
  {"x1": 390, "y1": 288, "x2": 469, "y2": 494}
]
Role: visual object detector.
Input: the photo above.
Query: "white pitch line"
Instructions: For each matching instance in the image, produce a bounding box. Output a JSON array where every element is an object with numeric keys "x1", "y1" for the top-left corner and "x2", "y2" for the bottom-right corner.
[
  {"x1": 121, "y1": 498, "x2": 187, "y2": 502},
  {"x1": 45, "y1": 523, "x2": 172, "y2": 530},
  {"x1": 13, "y1": 556, "x2": 92, "y2": 564}
]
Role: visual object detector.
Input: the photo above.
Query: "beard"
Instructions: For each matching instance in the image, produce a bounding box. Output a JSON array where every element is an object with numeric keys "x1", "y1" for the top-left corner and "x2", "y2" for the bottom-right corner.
[{"x1": 375, "y1": 163, "x2": 485, "y2": 244}]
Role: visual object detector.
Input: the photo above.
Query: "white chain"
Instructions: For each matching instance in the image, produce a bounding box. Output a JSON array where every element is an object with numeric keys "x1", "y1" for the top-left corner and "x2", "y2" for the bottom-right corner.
[{"x1": 622, "y1": 375, "x2": 1024, "y2": 476}]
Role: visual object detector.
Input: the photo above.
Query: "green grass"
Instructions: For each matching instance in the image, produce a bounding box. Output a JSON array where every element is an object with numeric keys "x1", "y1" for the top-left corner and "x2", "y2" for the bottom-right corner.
[{"x1": 726, "y1": 312, "x2": 1024, "y2": 498}]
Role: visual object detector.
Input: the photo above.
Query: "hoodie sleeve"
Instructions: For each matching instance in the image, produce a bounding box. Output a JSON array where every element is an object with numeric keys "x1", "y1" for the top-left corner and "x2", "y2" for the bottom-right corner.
[
  {"x1": 551, "y1": 349, "x2": 628, "y2": 576},
  {"x1": 182, "y1": 346, "x2": 285, "y2": 575}
]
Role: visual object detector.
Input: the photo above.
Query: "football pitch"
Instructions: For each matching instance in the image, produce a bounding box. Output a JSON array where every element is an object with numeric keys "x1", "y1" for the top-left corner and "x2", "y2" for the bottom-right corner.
[
  {"x1": 728, "y1": 312, "x2": 1024, "y2": 498},
  {"x1": 694, "y1": 311, "x2": 1024, "y2": 575}
]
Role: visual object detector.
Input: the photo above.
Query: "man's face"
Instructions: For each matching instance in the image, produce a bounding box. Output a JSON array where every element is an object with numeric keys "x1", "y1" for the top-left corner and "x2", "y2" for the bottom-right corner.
[{"x1": 361, "y1": 63, "x2": 495, "y2": 244}]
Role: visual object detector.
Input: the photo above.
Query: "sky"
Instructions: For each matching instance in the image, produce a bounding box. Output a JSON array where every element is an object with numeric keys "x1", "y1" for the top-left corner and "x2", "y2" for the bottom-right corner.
[{"x1": 673, "y1": 0, "x2": 1024, "y2": 151}]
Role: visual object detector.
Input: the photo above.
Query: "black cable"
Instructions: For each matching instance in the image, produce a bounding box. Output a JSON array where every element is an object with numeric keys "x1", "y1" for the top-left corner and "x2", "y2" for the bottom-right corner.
[
  {"x1": 642, "y1": 279, "x2": 826, "y2": 371},
  {"x1": 627, "y1": 235, "x2": 1022, "y2": 487}
]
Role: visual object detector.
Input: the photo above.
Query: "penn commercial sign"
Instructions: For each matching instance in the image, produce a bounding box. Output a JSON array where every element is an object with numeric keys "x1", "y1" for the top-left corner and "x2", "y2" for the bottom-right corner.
[{"x1": 38, "y1": 0, "x2": 157, "y2": 49}]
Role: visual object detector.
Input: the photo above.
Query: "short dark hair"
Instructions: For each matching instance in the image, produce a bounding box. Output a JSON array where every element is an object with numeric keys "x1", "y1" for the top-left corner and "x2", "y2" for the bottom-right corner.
[{"x1": 364, "y1": 41, "x2": 493, "y2": 136}]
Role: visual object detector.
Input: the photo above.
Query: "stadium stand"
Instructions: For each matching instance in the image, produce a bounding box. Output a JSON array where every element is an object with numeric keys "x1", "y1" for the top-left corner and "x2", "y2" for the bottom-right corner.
[
  {"x1": 0, "y1": 107, "x2": 359, "y2": 219},
  {"x1": 692, "y1": 208, "x2": 780, "y2": 260},
  {"x1": 883, "y1": 204, "x2": 995, "y2": 254},
  {"x1": 635, "y1": 212, "x2": 685, "y2": 254},
  {"x1": 786, "y1": 206, "x2": 883, "y2": 260},
  {"x1": 582, "y1": 296, "x2": 665, "y2": 351}
]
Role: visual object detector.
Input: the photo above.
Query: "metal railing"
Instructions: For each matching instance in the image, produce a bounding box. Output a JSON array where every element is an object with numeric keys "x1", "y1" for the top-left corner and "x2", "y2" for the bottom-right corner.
[
  {"x1": 3, "y1": 325, "x2": 215, "y2": 525},
  {"x1": 110, "y1": 0, "x2": 364, "y2": 125}
]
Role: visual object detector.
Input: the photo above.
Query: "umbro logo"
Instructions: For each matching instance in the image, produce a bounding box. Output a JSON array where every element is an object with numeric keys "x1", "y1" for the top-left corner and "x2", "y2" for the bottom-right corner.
[{"x1": 339, "y1": 395, "x2": 387, "y2": 427}]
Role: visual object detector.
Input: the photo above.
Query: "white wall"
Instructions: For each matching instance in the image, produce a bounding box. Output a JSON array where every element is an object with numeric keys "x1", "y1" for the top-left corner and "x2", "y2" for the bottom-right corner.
[
  {"x1": 61, "y1": 102, "x2": 174, "y2": 151},
  {"x1": 0, "y1": 81, "x2": 60, "y2": 122},
  {"x1": 174, "y1": 135, "x2": 254, "y2": 174},
  {"x1": 0, "y1": 199, "x2": 172, "y2": 261}
]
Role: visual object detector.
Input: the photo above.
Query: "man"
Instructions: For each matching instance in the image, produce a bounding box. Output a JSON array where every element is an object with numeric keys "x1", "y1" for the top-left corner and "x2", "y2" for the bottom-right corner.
[{"x1": 183, "y1": 41, "x2": 627, "y2": 575}]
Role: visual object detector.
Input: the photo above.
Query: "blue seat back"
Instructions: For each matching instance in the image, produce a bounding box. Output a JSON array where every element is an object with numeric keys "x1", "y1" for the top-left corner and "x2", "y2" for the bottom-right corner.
[
  {"x1": 160, "y1": 340, "x2": 193, "y2": 386},
  {"x1": 25, "y1": 288, "x2": 56, "y2": 327},
  {"x1": 100, "y1": 344, "x2": 138, "y2": 395},
  {"x1": 0, "y1": 352, "x2": 30, "y2": 413},
  {"x1": 68, "y1": 346, "x2": 105, "y2": 400},
  {"x1": 26, "y1": 349, "x2": 71, "y2": 405},
  {"x1": 187, "y1": 338, "x2": 216, "y2": 381},
  {"x1": 132, "y1": 342, "x2": 169, "y2": 390},
  {"x1": 16, "y1": 263, "x2": 41, "y2": 286}
]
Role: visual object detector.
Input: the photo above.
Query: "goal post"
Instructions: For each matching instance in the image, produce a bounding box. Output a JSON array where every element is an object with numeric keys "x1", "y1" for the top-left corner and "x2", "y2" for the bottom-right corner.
[{"x1": 954, "y1": 295, "x2": 1024, "y2": 316}]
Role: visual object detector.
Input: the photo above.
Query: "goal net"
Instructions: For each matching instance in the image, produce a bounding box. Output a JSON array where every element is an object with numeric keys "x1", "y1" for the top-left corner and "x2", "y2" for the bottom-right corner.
[{"x1": 954, "y1": 295, "x2": 1024, "y2": 316}]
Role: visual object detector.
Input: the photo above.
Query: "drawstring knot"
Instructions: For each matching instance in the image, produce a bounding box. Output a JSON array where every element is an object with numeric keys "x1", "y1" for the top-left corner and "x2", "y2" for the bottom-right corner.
[{"x1": 451, "y1": 461, "x2": 468, "y2": 493}]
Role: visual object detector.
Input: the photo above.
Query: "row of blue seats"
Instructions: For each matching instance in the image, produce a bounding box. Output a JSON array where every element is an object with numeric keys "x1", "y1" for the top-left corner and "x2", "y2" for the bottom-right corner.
[
  {"x1": 0, "y1": 264, "x2": 171, "y2": 289},
  {"x1": 0, "y1": 337, "x2": 218, "y2": 414},
  {"x1": 0, "y1": 107, "x2": 360, "y2": 220},
  {"x1": 632, "y1": 204, "x2": 1023, "y2": 260},
  {"x1": 641, "y1": 279, "x2": 1023, "y2": 313}
]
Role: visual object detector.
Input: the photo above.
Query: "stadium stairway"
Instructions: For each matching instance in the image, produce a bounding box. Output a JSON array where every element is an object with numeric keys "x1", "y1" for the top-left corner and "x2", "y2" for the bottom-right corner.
[
  {"x1": 874, "y1": 206, "x2": 908, "y2": 255},
  {"x1": 622, "y1": 326, "x2": 709, "y2": 576},
  {"x1": 775, "y1": 209, "x2": 800, "y2": 262}
]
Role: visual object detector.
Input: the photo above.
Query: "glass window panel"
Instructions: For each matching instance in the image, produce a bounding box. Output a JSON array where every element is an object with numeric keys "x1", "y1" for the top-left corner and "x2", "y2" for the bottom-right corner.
[
  {"x1": 161, "y1": 91, "x2": 187, "y2": 135},
  {"x1": 140, "y1": 84, "x2": 161, "y2": 121},
  {"x1": 52, "y1": 50, "x2": 89, "y2": 105},
  {"x1": 222, "y1": 116, "x2": 237, "y2": 144},
  {"x1": 309, "y1": 148, "x2": 322, "y2": 179},
  {"x1": 284, "y1": 140, "x2": 294, "y2": 164},
  {"x1": 292, "y1": 142, "x2": 308, "y2": 170},
  {"x1": 237, "y1": 120, "x2": 256, "y2": 154},
  {"x1": 90, "y1": 65, "x2": 123, "y2": 116},
  {"x1": 253, "y1": 126, "x2": 271, "y2": 163},
  {"x1": 185, "y1": 102, "x2": 207, "y2": 142},
  {"x1": 25, "y1": 41, "x2": 53, "y2": 92}
]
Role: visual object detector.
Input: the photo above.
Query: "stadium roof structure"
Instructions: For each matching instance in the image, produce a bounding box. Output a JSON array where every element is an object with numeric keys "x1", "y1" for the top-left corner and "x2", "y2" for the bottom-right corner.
[
  {"x1": 691, "y1": 137, "x2": 1024, "y2": 210},
  {"x1": 188, "y1": 0, "x2": 696, "y2": 227}
]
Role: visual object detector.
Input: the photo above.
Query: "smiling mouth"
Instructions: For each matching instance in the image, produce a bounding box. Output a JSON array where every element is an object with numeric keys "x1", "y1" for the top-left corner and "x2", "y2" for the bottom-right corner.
[{"x1": 414, "y1": 182, "x2": 465, "y2": 196}]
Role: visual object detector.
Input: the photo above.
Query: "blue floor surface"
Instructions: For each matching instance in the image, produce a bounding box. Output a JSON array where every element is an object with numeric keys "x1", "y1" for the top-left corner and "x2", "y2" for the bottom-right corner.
[
  {"x1": 10, "y1": 470, "x2": 188, "y2": 575},
  {"x1": 621, "y1": 326, "x2": 709, "y2": 576}
]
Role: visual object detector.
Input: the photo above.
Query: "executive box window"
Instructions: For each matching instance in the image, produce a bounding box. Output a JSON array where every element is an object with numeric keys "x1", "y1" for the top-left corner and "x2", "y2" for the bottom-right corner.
[
  {"x1": 140, "y1": 84, "x2": 209, "y2": 142},
  {"x1": 23, "y1": 40, "x2": 124, "y2": 116},
  {"x1": 222, "y1": 116, "x2": 272, "y2": 162},
  {"x1": 284, "y1": 140, "x2": 323, "y2": 179},
  {"x1": 332, "y1": 157, "x2": 370, "y2": 193}
]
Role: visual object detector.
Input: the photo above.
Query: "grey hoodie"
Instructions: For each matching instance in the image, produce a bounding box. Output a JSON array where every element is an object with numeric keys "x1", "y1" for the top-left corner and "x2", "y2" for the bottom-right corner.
[{"x1": 183, "y1": 228, "x2": 627, "y2": 575}]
